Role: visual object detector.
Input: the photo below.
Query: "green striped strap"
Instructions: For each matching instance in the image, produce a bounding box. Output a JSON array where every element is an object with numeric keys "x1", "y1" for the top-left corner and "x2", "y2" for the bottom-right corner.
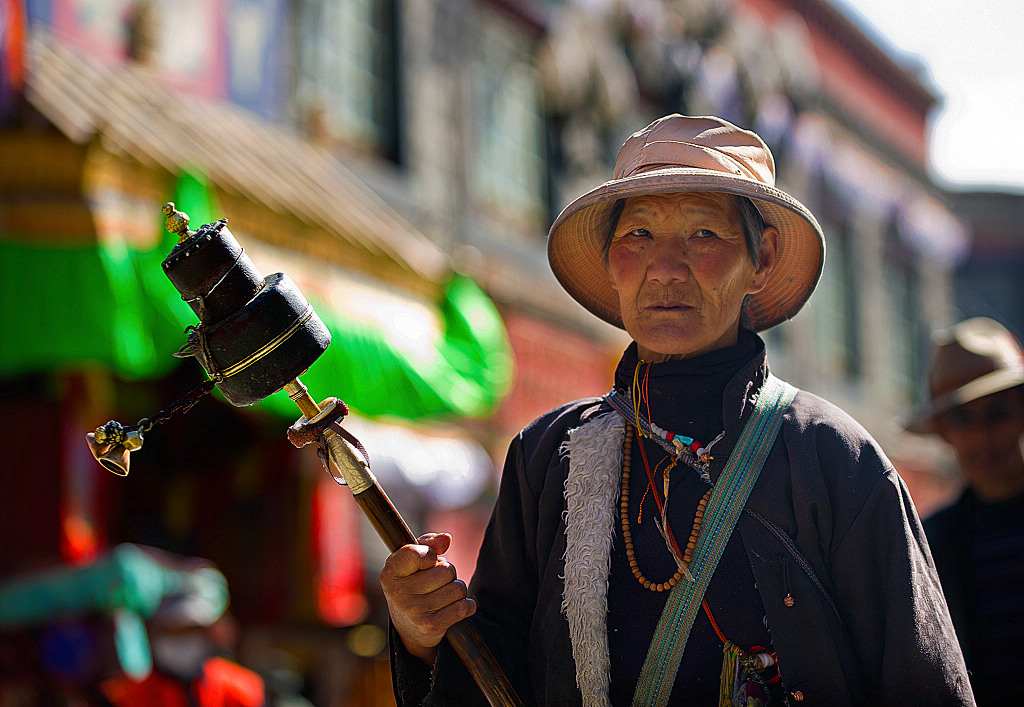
[{"x1": 631, "y1": 374, "x2": 797, "y2": 707}]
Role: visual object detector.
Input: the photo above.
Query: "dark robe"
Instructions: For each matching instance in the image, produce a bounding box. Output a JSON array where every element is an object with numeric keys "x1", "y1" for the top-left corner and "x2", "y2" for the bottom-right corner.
[{"x1": 392, "y1": 333, "x2": 973, "y2": 706}]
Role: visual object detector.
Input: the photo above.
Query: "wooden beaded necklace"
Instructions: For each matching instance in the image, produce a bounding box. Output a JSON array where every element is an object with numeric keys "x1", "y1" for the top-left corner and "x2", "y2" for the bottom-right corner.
[
  {"x1": 616, "y1": 362, "x2": 782, "y2": 703},
  {"x1": 621, "y1": 422, "x2": 713, "y2": 591},
  {"x1": 622, "y1": 422, "x2": 781, "y2": 702}
]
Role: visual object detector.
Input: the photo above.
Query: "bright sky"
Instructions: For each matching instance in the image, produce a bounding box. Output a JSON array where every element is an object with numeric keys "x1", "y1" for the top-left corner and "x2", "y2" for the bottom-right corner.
[{"x1": 835, "y1": 0, "x2": 1024, "y2": 192}]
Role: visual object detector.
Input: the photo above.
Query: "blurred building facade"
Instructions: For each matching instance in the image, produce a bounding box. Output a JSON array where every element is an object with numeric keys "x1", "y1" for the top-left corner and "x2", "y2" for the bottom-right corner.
[
  {"x1": 399, "y1": 0, "x2": 971, "y2": 506},
  {"x1": 948, "y1": 190, "x2": 1024, "y2": 343},
  {"x1": 1, "y1": 0, "x2": 973, "y2": 704}
]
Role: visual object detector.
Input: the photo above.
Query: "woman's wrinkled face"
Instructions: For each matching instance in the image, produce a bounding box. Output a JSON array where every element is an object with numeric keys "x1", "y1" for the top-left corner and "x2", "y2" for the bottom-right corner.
[{"x1": 606, "y1": 192, "x2": 777, "y2": 362}]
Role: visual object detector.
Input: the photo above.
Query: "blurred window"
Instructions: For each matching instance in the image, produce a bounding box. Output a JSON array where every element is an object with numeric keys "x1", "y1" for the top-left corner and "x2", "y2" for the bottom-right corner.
[
  {"x1": 295, "y1": 0, "x2": 401, "y2": 162},
  {"x1": 808, "y1": 215, "x2": 860, "y2": 380},
  {"x1": 884, "y1": 222, "x2": 925, "y2": 405},
  {"x1": 471, "y1": 10, "x2": 546, "y2": 231}
]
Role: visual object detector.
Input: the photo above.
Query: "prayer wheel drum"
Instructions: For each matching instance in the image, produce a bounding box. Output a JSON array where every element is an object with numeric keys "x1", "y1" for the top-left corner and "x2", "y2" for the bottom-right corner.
[{"x1": 161, "y1": 217, "x2": 331, "y2": 406}]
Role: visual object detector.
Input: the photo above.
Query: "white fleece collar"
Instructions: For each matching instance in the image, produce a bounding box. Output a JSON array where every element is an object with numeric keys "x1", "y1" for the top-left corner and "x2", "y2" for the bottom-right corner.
[{"x1": 561, "y1": 412, "x2": 624, "y2": 707}]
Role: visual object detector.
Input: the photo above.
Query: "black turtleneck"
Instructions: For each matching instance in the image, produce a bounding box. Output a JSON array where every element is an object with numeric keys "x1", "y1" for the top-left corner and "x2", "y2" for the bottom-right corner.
[
  {"x1": 606, "y1": 329, "x2": 780, "y2": 705},
  {"x1": 612, "y1": 329, "x2": 761, "y2": 446}
]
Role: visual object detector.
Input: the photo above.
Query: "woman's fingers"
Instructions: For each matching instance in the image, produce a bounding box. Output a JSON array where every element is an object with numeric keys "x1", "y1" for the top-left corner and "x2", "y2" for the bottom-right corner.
[{"x1": 379, "y1": 533, "x2": 476, "y2": 664}]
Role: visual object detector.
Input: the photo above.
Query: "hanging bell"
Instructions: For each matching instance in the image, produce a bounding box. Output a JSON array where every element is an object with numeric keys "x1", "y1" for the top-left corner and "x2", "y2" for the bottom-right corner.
[{"x1": 86, "y1": 421, "x2": 144, "y2": 476}]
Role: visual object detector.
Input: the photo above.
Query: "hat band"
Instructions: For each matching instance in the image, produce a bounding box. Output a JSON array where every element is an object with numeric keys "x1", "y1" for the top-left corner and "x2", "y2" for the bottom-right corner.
[{"x1": 617, "y1": 141, "x2": 772, "y2": 184}]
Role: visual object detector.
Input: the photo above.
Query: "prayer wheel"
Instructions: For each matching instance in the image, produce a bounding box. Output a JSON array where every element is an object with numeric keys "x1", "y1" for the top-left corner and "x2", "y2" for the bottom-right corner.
[{"x1": 160, "y1": 204, "x2": 331, "y2": 406}]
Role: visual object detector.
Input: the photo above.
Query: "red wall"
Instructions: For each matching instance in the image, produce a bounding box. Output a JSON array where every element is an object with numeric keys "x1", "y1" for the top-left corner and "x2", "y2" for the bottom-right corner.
[
  {"x1": 494, "y1": 313, "x2": 620, "y2": 443},
  {"x1": 739, "y1": 0, "x2": 931, "y2": 168}
]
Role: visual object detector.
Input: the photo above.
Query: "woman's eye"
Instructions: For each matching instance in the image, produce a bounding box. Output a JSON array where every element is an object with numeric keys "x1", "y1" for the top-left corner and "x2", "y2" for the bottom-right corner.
[
  {"x1": 629, "y1": 228, "x2": 652, "y2": 238},
  {"x1": 694, "y1": 229, "x2": 717, "y2": 239}
]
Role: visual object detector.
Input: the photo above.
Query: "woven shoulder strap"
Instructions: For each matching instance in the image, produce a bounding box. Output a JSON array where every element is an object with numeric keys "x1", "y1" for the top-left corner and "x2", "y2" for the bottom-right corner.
[{"x1": 632, "y1": 374, "x2": 797, "y2": 707}]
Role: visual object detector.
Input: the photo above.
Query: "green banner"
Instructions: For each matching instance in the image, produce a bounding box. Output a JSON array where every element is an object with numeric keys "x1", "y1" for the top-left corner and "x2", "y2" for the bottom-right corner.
[{"x1": 260, "y1": 272, "x2": 514, "y2": 420}]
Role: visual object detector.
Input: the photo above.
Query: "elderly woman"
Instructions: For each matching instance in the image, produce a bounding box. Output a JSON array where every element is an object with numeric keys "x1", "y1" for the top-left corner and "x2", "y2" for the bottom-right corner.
[{"x1": 381, "y1": 115, "x2": 972, "y2": 706}]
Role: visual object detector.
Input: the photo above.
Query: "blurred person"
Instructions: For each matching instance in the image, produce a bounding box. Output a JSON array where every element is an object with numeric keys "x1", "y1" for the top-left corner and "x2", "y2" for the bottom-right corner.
[
  {"x1": 902, "y1": 317, "x2": 1024, "y2": 706},
  {"x1": 100, "y1": 584, "x2": 266, "y2": 707},
  {"x1": 380, "y1": 114, "x2": 972, "y2": 705}
]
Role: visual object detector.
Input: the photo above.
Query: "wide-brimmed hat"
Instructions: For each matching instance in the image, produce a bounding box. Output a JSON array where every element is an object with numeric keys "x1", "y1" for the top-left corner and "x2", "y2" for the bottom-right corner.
[
  {"x1": 547, "y1": 114, "x2": 825, "y2": 332},
  {"x1": 902, "y1": 317, "x2": 1024, "y2": 434}
]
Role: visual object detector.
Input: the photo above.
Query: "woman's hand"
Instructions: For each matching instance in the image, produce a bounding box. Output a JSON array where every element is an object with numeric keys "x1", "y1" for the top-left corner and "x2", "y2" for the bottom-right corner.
[{"x1": 380, "y1": 532, "x2": 477, "y2": 666}]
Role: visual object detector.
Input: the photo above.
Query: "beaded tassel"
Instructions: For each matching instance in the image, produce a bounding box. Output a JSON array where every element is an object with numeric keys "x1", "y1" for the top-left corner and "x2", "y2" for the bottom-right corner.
[
  {"x1": 604, "y1": 385, "x2": 722, "y2": 482},
  {"x1": 719, "y1": 641, "x2": 740, "y2": 707},
  {"x1": 718, "y1": 640, "x2": 778, "y2": 707}
]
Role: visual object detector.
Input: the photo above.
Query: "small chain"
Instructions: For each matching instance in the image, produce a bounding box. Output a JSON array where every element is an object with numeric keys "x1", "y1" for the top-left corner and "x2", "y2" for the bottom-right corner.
[{"x1": 135, "y1": 379, "x2": 217, "y2": 434}]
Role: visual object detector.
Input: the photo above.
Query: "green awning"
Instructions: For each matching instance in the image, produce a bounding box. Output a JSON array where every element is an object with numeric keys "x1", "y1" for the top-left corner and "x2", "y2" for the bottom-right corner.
[
  {"x1": 263, "y1": 272, "x2": 514, "y2": 420},
  {"x1": 0, "y1": 171, "x2": 216, "y2": 381},
  {"x1": 0, "y1": 237, "x2": 194, "y2": 380}
]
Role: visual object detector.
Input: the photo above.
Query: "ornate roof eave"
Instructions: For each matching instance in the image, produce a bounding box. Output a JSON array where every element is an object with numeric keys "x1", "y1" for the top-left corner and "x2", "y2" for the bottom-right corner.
[
  {"x1": 779, "y1": 0, "x2": 939, "y2": 114},
  {"x1": 811, "y1": 90, "x2": 933, "y2": 187},
  {"x1": 22, "y1": 29, "x2": 451, "y2": 295}
]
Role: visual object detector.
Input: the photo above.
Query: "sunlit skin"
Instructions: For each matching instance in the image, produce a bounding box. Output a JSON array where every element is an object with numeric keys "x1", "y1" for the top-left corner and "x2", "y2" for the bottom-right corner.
[
  {"x1": 935, "y1": 388, "x2": 1024, "y2": 502},
  {"x1": 605, "y1": 192, "x2": 778, "y2": 362},
  {"x1": 379, "y1": 532, "x2": 472, "y2": 665}
]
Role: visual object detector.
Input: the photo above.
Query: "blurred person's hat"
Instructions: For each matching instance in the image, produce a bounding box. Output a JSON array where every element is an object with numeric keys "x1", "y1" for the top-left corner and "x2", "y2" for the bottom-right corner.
[
  {"x1": 547, "y1": 114, "x2": 825, "y2": 332},
  {"x1": 902, "y1": 317, "x2": 1024, "y2": 434}
]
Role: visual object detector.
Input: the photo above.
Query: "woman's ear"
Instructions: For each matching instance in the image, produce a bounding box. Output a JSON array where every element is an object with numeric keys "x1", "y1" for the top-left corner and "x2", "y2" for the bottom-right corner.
[
  {"x1": 747, "y1": 226, "x2": 779, "y2": 294},
  {"x1": 604, "y1": 251, "x2": 620, "y2": 293},
  {"x1": 605, "y1": 266, "x2": 619, "y2": 293}
]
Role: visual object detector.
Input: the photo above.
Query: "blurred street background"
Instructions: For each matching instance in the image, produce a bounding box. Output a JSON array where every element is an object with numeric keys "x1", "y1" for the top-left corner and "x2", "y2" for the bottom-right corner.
[{"x1": 1, "y1": 0, "x2": 1022, "y2": 704}]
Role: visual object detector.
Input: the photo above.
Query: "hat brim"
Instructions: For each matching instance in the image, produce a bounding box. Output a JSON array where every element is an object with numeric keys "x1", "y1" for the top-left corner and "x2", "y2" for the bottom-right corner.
[
  {"x1": 901, "y1": 367, "x2": 1024, "y2": 434},
  {"x1": 547, "y1": 167, "x2": 826, "y2": 332}
]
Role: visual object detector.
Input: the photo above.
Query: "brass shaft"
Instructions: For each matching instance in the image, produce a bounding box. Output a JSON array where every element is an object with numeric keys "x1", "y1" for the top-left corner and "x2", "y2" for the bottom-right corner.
[
  {"x1": 284, "y1": 378, "x2": 379, "y2": 494},
  {"x1": 284, "y1": 378, "x2": 321, "y2": 419}
]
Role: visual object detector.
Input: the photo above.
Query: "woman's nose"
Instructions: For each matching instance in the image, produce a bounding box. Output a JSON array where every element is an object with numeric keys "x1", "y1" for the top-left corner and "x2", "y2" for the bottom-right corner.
[{"x1": 647, "y1": 238, "x2": 691, "y2": 283}]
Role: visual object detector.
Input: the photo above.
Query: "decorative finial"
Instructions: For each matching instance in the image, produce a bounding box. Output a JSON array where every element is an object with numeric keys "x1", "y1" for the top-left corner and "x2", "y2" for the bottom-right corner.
[
  {"x1": 162, "y1": 202, "x2": 192, "y2": 243},
  {"x1": 94, "y1": 420, "x2": 127, "y2": 446}
]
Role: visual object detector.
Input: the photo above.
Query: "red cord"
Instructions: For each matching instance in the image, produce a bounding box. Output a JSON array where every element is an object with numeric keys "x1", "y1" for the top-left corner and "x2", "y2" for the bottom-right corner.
[{"x1": 634, "y1": 366, "x2": 733, "y2": 650}]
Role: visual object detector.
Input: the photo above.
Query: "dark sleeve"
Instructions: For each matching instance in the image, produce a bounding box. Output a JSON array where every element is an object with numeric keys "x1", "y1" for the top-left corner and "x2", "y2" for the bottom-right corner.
[
  {"x1": 921, "y1": 496, "x2": 972, "y2": 665},
  {"x1": 389, "y1": 621, "x2": 434, "y2": 706},
  {"x1": 825, "y1": 445, "x2": 974, "y2": 706},
  {"x1": 389, "y1": 432, "x2": 540, "y2": 707}
]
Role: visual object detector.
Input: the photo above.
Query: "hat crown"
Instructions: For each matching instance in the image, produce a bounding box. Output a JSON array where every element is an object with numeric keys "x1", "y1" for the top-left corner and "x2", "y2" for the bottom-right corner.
[
  {"x1": 614, "y1": 115, "x2": 777, "y2": 186},
  {"x1": 929, "y1": 318, "x2": 1024, "y2": 399}
]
